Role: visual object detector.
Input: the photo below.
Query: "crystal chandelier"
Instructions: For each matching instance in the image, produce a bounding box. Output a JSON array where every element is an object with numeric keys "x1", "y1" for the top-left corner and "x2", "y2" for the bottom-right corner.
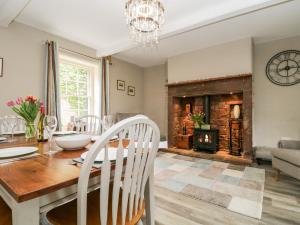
[{"x1": 125, "y1": 0, "x2": 165, "y2": 45}]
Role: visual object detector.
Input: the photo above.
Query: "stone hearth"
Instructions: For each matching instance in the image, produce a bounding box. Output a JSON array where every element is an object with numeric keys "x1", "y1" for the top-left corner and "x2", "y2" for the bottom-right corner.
[{"x1": 167, "y1": 74, "x2": 252, "y2": 160}]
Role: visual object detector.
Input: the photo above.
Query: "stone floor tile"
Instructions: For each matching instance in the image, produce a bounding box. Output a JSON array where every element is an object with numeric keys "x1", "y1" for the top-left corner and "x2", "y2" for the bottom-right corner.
[
  {"x1": 222, "y1": 168, "x2": 244, "y2": 178},
  {"x1": 181, "y1": 184, "x2": 232, "y2": 208},
  {"x1": 228, "y1": 196, "x2": 263, "y2": 219}
]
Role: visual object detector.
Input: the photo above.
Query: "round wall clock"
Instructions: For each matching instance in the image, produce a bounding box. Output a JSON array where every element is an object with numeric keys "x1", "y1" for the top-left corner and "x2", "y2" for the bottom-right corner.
[{"x1": 266, "y1": 50, "x2": 300, "y2": 86}]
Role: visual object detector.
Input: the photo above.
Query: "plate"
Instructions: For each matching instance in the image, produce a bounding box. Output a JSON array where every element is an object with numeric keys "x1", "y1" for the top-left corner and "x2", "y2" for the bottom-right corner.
[
  {"x1": 81, "y1": 147, "x2": 128, "y2": 162},
  {"x1": 55, "y1": 134, "x2": 91, "y2": 150},
  {"x1": 0, "y1": 137, "x2": 7, "y2": 142},
  {"x1": 2, "y1": 131, "x2": 25, "y2": 135},
  {"x1": 91, "y1": 135, "x2": 118, "y2": 142},
  {"x1": 0, "y1": 147, "x2": 38, "y2": 158},
  {"x1": 53, "y1": 131, "x2": 77, "y2": 136}
]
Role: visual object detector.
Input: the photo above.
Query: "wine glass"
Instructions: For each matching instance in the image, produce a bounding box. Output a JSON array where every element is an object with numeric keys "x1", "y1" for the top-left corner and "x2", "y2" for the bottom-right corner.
[
  {"x1": 103, "y1": 115, "x2": 114, "y2": 131},
  {"x1": 3, "y1": 116, "x2": 17, "y2": 142},
  {"x1": 44, "y1": 115, "x2": 58, "y2": 155}
]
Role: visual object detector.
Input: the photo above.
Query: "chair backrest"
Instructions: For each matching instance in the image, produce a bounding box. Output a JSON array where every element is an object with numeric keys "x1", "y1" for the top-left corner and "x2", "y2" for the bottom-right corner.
[
  {"x1": 75, "y1": 115, "x2": 103, "y2": 135},
  {"x1": 77, "y1": 115, "x2": 160, "y2": 225}
]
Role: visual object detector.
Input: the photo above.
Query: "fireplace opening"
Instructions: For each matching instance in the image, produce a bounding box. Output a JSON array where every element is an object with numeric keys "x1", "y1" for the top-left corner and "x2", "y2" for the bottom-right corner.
[
  {"x1": 167, "y1": 75, "x2": 252, "y2": 162},
  {"x1": 173, "y1": 93, "x2": 243, "y2": 155}
]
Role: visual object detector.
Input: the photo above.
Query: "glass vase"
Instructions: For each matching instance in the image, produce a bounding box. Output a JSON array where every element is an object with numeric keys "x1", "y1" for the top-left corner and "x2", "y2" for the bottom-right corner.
[{"x1": 25, "y1": 122, "x2": 36, "y2": 139}]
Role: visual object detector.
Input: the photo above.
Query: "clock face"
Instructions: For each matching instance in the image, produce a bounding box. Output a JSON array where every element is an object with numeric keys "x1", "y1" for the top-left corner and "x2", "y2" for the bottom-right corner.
[{"x1": 266, "y1": 50, "x2": 300, "y2": 86}]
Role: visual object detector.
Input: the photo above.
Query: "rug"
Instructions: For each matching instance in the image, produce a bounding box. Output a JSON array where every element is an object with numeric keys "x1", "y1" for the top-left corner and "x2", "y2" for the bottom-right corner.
[{"x1": 154, "y1": 152, "x2": 265, "y2": 219}]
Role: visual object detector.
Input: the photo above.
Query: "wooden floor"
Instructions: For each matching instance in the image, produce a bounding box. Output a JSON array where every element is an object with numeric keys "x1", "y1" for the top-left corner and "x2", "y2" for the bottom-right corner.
[
  {"x1": 152, "y1": 163, "x2": 300, "y2": 225},
  {"x1": 162, "y1": 148, "x2": 252, "y2": 166}
]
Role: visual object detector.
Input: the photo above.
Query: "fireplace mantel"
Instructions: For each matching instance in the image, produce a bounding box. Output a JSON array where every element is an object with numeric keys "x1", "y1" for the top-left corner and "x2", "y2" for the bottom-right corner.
[
  {"x1": 168, "y1": 74, "x2": 252, "y2": 160},
  {"x1": 166, "y1": 73, "x2": 252, "y2": 87}
]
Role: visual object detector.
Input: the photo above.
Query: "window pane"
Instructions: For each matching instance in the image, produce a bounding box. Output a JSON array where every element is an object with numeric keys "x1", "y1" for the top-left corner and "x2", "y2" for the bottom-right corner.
[
  {"x1": 66, "y1": 81, "x2": 77, "y2": 96},
  {"x1": 59, "y1": 60, "x2": 92, "y2": 130},
  {"x1": 78, "y1": 68, "x2": 88, "y2": 82},
  {"x1": 78, "y1": 82, "x2": 87, "y2": 96}
]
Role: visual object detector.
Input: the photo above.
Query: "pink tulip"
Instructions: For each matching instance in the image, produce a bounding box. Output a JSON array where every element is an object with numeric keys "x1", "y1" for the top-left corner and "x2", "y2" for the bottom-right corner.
[
  {"x1": 16, "y1": 97, "x2": 23, "y2": 105},
  {"x1": 6, "y1": 100, "x2": 15, "y2": 107}
]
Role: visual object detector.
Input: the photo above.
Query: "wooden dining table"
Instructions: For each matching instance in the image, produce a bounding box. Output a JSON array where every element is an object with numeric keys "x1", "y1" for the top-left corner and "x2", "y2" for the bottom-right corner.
[{"x1": 0, "y1": 136, "x2": 154, "y2": 225}]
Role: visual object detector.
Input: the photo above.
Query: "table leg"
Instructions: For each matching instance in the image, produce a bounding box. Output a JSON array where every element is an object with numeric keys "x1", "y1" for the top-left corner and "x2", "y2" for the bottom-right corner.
[
  {"x1": 145, "y1": 169, "x2": 155, "y2": 225},
  {"x1": 12, "y1": 198, "x2": 40, "y2": 225}
]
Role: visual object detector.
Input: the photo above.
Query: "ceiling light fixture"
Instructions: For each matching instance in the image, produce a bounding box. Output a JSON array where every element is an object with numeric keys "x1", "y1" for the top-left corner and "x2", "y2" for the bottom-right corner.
[{"x1": 125, "y1": 0, "x2": 165, "y2": 46}]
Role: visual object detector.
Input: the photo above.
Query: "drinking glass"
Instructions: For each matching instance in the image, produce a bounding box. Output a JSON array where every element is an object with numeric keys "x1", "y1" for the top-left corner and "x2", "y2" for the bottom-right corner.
[
  {"x1": 103, "y1": 115, "x2": 114, "y2": 131},
  {"x1": 44, "y1": 115, "x2": 58, "y2": 155},
  {"x1": 3, "y1": 116, "x2": 17, "y2": 142}
]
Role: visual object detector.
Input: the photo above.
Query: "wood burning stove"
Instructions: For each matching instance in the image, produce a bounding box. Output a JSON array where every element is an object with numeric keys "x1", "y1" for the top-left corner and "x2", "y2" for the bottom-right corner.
[
  {"x1": 193, "y1": 95, "x2": 219, "y2": 152},
  {"x1": 193, "y1": 129, "x2": 219, "y2": 152}
]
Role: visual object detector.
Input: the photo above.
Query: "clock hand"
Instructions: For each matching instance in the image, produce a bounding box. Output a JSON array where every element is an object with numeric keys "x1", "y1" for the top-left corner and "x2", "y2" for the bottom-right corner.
[{"x1": 278, "y1": 66, "x2": 299, "y2": 72}]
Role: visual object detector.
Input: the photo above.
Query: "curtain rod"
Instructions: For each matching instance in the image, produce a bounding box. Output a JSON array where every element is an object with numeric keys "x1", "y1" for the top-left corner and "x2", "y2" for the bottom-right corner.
[
  {"x1": 60, "y1": 46, "x2": 112, "y2": 64},
  {"x1": 45, "y1": 41, "x2": 112, "y2": 63},
  {"x1": 59, "y1": 46, "x2": 101, "y2": 61}
]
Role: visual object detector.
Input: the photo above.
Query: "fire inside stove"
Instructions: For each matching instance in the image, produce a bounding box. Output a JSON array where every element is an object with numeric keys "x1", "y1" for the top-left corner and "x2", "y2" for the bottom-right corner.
[{"x1": 194, "y1": 129, "x2": 219, "y2": 153}]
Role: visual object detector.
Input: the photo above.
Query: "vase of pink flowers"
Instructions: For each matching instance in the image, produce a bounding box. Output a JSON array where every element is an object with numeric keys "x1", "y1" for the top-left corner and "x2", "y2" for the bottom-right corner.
[{"x1": 6, "y1": 96, "x2": 42, "y2": 139}]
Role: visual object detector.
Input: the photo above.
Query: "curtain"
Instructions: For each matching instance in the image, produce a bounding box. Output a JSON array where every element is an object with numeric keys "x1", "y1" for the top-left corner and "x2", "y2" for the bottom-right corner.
[
  {"x1": 45, "y1": 41, "x2": 61, "y2": 129},
  {"x1": 100, "y1": 57, "x2": 110, "y2": 117}
]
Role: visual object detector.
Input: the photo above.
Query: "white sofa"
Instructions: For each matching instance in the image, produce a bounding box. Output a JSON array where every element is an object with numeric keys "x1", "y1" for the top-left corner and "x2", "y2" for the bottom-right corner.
[{"x1": 271, "y1": 140, "x2": 300, "y2": 180}]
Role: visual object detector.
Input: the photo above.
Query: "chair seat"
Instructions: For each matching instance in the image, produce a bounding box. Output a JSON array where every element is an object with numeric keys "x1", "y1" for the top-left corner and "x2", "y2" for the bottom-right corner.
[
  {"x1": 0, "y1": 197, "x2": 12, "y2": 225},
  {"x1": 45, "y1": 189, "x2": 145, "y2": 225}
]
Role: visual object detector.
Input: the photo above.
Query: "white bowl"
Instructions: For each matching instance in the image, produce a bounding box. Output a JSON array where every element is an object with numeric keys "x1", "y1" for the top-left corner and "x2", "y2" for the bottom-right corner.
[{"x1": 55, "y1": 134, "x2": 91, "y2": 150}]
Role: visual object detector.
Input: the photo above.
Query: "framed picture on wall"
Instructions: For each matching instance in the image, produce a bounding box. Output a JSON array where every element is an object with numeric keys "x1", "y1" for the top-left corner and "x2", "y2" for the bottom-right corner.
[
  {"x1": 128, "y1": 86, "x2": 135, "y2": 96},
  {"x1": 117, "y1": 80, "x2": 125, "y2": 91},
  {"x1": 0, "y1": 58, "x2": 3, "y2": 77}
]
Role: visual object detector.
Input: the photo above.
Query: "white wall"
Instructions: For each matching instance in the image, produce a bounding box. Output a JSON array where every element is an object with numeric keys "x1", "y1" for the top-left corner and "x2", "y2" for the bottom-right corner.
[
  {"x1": 2, "y1": 22, "x2": 299, "y2": 146},
  {"x1": 168, "y1": 38, "x2": 253, "y2": 83},
  {"x1": 166, "y1": 35, "x2": 300, "y2": 147},
  {"x1": 143, "y1": 64, "x2": 168, "y2": 136},
  {"x1": 0, "y1": 22, "x2": 97, "y2": 116},
  {"x1": 109, "y1": 58, "x2": 144, "y2": 114},
  {"x1": 0, "y1": 22, "x2": 144, "y2": 117},
  {"x1": 253, "y1": 36, "x2": 300, "y2": 147}
]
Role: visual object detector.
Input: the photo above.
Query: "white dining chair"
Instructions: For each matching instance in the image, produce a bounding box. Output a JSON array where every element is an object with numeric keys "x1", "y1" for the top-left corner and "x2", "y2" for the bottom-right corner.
[
  {"x1": 42, "y1": 115, "x2": 160, "y2": 225},
  {"x1": 75, "y1": 115, "x2": 103, "y2": 135}
]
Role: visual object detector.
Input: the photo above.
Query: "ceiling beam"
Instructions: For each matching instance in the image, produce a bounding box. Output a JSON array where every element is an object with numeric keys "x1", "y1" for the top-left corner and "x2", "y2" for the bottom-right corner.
[
  {"x1": 97, "y1": 0, "x2": 291, "y2": 57},
  {"x1": 0, "y1": 0, "x2": 31, "y2": 27}
]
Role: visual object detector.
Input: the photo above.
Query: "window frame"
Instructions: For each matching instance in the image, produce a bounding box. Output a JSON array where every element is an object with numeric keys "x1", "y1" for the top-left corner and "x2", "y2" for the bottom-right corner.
[{"x1": 59, "y1": 52, "x2": 100, "y2": 128}]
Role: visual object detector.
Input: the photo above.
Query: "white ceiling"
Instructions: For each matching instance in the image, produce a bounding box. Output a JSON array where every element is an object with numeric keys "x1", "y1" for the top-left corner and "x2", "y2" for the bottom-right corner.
[
  {"x1": 116, "y1": 0, "x2": 300, "y2": 67},
  {"x1": 0, "y1": 0, "x2": 299, "y2": 67}
]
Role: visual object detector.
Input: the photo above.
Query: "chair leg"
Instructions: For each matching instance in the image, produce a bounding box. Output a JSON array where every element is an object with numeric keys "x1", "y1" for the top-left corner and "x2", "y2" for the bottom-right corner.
[{"x1": 145, "y1": 170, "x2": 155, "y2": 225}]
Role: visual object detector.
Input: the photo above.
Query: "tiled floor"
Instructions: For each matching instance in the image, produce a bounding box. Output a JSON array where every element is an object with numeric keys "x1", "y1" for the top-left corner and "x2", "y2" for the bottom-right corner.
[{"x1": 153, "y1": 152, "x2": 300, "y2": 225}]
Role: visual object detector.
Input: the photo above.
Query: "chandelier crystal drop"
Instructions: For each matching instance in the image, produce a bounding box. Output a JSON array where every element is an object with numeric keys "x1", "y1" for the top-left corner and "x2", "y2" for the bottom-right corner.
[{"x1": 125, "y1": 0, "x2": 165, "y2": 46}]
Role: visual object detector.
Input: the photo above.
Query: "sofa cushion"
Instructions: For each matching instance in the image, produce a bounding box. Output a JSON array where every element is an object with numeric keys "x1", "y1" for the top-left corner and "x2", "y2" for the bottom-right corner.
[
  {"x1": 278, "y1": 140, "x2": 300, "y2": 150},
  {"x1": 272, "y1": 148, "x2": 300, "y2": 167}
]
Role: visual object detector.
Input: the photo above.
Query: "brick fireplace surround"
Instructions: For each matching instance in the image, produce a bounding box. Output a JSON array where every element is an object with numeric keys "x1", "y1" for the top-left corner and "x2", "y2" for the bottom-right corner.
[{"x1": 167, "y1": 74, "x2": 252, "y2": 160}]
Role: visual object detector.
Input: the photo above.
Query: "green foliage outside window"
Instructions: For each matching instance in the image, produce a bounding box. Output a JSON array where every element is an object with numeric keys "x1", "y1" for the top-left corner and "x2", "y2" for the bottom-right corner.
[{"x1": 59, "y1": 62, "x2": 90, "y2": 119}]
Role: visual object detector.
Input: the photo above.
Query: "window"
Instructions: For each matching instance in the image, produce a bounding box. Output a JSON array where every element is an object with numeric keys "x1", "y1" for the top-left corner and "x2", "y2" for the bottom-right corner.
[{"x1": 59, "y1": 53, "x2": 100, "y2": 129}]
